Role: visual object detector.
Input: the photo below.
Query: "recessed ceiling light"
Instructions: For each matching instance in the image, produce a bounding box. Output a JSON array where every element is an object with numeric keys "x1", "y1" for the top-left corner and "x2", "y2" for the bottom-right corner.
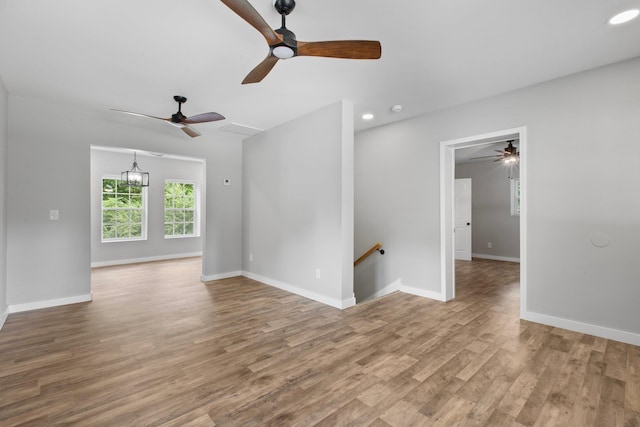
[
  {"x1": 391, "y1": 104, "x2": 403, "y2": 113},
  {"x1": 362, "y1": 113, "x2": 374, "y2": 120},
  {"x1": 608, "y1": 9, "x2": 639, "y2": 25}
]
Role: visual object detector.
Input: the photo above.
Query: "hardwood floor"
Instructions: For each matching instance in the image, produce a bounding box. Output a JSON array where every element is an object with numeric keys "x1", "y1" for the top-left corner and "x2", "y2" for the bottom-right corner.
[{"x1": 1, "y1": 257, "x2": 639, "y2": 426}]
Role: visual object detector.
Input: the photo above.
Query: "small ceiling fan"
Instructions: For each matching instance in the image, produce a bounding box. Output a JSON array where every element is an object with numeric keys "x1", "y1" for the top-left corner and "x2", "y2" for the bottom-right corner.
[
  {"x1": 471, "y1": 140, "x2": 520, "y2": 164},
  {"x1": 112, "y1": 96, "x2": 225, "y2": 138},
  {"x1": 220, "y1": 0, "x2": 382, "y2": 84}
]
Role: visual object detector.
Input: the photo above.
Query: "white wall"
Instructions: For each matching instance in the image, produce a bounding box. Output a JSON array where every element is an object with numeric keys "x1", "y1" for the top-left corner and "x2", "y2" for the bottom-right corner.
[
  {"x1": 456, "y1": 160, "x2": 519, "y2": 260},
  {"x1": 0, "y1": 76, "x2": 8, "y2": 327},
  {"x1": 355, "y1": 57, "x2": 640, "y2": 344},
  {"x1": 7, "y1": 95, "x2": 243, "y2": 309},
  {"x1": 90, "y1": 149, "x2": 204, "y2": 266},
  {"x1": 242, "y1": 101, "x2": 355, "y2": 308}
]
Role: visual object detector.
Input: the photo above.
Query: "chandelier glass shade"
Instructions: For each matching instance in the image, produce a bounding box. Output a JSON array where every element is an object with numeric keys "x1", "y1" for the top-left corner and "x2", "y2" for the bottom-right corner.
[{"x1": 121, "y1": 152, "x2": 149, "y2": 187}]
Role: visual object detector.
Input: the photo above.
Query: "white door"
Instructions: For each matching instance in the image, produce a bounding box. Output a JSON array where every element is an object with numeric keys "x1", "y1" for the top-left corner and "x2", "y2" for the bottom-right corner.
[{"x1": 455, "y1": 178, "x2": 472, "y2": 261}]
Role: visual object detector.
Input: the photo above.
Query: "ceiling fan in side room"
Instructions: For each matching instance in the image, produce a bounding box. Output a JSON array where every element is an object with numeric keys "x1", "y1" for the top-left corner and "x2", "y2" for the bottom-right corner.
[
  {"x1": 111, "y1": 96, "x2": 225, "y2": 138},
  {"x1": 220, "y1": 0, "x2": 382, "y2": 84},
  {"x1": 471, "y1": 140, "x2": 520, "y2": 164}
]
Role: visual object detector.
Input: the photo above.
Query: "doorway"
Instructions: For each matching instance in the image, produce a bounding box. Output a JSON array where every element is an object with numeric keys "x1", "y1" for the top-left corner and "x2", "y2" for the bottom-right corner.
[{"x1": 440, "y1": 127, "x2": 527, "y2": 317}]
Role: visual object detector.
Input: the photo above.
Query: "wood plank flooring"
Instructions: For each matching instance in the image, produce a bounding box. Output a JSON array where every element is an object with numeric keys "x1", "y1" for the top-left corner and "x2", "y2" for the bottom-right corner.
[{"x1": 1, "y1": 257, "x2": 639, "y2": 426}]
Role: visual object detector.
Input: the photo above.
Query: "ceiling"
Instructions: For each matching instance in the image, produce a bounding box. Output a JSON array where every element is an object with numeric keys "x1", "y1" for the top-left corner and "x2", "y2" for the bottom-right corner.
[{"x1": 1, "y1": 0, "x2": 639, "y2": 136}]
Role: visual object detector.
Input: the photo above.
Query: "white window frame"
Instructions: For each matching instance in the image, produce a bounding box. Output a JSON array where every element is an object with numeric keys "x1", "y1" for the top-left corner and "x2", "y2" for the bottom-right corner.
[
  {"x1": 101, "y1": 175, "x2": 148, "y2": 242},
  {"x1": 164, "y1": 179, "x2": 200, "y2": 239},
  {"x1": 510, "y1": 178, "x2": 521, "y2": 216}
]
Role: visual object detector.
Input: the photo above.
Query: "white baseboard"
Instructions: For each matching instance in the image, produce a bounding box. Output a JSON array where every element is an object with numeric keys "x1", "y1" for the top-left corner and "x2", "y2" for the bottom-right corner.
[
  {"x1": 91, "y1": 252, "x2": 202, "y2": 268},
  {"x1": 201, "y1": 271, "x2": 243, "y2": 282},
  {"x1": 0, "y1": 307, "x2": 8, "y2": 330},
  {"x1": 472, "y1": 253, "x2": 520, "y2": 263},
  {"x1": 242, "y1": 271, "x2": 355, "y2": 309},
  {"x1": 522, "y1": 310, "x2": 640, "y2": 347},
  {"x1": 9, "y1": 294, "x2": 93, "y2": 314},
  {"x1": 399, "y1": 282, "x2": 447, "y2": 302}
]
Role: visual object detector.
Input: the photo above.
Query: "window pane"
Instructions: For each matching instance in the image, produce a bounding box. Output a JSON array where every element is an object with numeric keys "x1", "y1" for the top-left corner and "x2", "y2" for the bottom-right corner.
[
  {"x1": 175, "y1": 210, "x2": 185, "y2": 222},
  {"x1": 103, "y1": 179, "x2": 116, "y2": 193},
  {"x1": 130, "y1": 195, "x2": 142, "y2": 208},
  {"x1": 184, "y1": 196, "x2": 194, "y2": 208},
  {"x1": 185, "y1": 223, "x2": 194, "y2": 235},
  {"x1": 184, "y1": 211, "x2": 194, "y2": 222},
  {"x1": 164, "y1": 224, "x2": 174, "y2": 236},
  {"x1": 103, "y1": 225, "x2": 116, "y2": 239},
  {"x1": 103, "y1": 209, "x2": 116, "y2": 224},
  {"x1": 130, "y1": 210, "x2": 142, "y2": 223},
  {"x1": 116, "y1": 224, "x2": 130, "y2": 238},
  {"x1": 164, "y1": 195, "x2": 172, "y2": 208},
  {"x1": 116, "y1": 210, "x2": 130, "y2": 223},
  {"x1": 164, "y1": 211, "x2": 174, "y2": 223},
  {"x1": 102, "y1": 193, "x2": 115, "y2": 205},
  {"x1": 117, "y1": 182, "x2": 130, "y2": 194},
  {"x1": 175, "y1": 197, "x2": 185, "y2": 208},
  {"x1": 116, "y1": 195, "x2": 129, "y2": 208},
  {"x1": 175, "y1": 223, "x2": 185, "y2": 235},
  {"x1": 130, "y1": 224, "x2": 142, "y2": 237}
]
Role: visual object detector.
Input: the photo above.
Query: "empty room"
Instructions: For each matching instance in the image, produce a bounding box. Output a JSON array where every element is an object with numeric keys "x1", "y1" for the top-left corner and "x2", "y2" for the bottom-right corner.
[{"x1": 1, "y1": 1, "x2": 639, "y2": 425}]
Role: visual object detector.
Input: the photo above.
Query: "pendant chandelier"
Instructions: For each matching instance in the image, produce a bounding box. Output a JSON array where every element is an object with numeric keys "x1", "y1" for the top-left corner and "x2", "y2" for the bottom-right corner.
[{"x1": 121, "y1": 152, "x2": 149, "y2": 187}]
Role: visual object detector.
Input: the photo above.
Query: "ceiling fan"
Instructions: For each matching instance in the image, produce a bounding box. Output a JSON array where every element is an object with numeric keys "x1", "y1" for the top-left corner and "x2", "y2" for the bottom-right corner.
[
  {"x1": 220, "y1": 0, "x2": 382, "y2": 84},
  {"x1": 471, "y1": 140, "x2": 520, "y2": 164},
  {"x1": 112, "y1": 96, "x2": 225, "y2": 138}
]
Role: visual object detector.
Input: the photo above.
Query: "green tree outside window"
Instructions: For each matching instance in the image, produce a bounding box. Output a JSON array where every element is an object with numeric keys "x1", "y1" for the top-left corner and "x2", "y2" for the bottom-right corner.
[
  {"x1": 101, "y1": 178, "x2": 146, "y2": 241},
  {"x1": 164, "y1": 181, "x2": 197, "y2": 238}
]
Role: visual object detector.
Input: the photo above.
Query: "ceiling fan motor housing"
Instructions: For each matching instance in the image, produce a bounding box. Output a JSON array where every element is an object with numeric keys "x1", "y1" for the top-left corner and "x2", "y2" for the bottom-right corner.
[
  {"x1": 172, "y1": 95, "x2": 187, "y2": 123},
  {"x1": 171, "y1": 112, "x2": 186, "y2": 123}
]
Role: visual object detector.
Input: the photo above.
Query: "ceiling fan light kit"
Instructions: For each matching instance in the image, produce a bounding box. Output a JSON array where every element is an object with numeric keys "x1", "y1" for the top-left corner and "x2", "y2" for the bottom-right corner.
[{"x1": 220, "y1": 0, "x2": 382, "y2": 84}]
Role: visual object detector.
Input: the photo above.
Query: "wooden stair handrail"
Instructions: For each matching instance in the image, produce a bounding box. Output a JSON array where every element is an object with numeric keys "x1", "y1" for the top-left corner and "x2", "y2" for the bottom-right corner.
[{"x1": 354, "y1": 242, "x2": 384, "y2": 267}]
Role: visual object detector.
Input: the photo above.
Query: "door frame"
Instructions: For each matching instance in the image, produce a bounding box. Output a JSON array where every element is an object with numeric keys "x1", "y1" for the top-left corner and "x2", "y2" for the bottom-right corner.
[{"x1": 439, "y1": 127, "x2": 527, "y2": 317}]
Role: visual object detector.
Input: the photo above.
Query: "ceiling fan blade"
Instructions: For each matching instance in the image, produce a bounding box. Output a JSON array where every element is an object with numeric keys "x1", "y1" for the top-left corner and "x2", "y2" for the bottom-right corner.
[
  {"x1": 242, "y1": 55, "x2": 279, "y2": 84},
  {"x1": 111, "y1": 109, "x2": 169, "y2": 122},
  {"x1": 181, "y1": 125, "x2": 202, "y2": 138},
  {"x1": 183, "y1": 112, "x2": 225, "y2": 124},
  {"x1": 220, "y1": 0, "x2": 280, "y2": 45},
  {"x1": 297, "y1": 40, "x2": 382, "y2": 59},
  {"x1": 470, "y1": 155, "x2": 501, "y2": 160},
  {"x1": 164, "y1": 121, "x2": 201, "y2": 138}
]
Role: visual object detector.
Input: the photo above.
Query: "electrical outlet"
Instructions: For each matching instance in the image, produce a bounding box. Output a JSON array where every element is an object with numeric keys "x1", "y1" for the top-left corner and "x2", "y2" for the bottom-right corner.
[
  {"x1": 49, "y1": 209, "x2": 59, "y2": 221},
  {"x1": 315, "y1": 268, "x2": 321, "y2": 279},
  {"x1": 487, "y1": 242, "x2": 492, "y2": 249}
]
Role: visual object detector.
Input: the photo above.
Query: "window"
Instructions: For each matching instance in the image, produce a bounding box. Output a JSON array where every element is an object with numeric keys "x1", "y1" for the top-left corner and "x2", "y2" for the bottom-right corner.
[
  {"x1": 510, "y1": 178, "x2": 521, "y2": 216},
  {"x1": 164, "y1": 181, "x2": 199, "y2": 238},
  {"x1": 101, "y1": 177, "x2": 147, "y2": 241}
]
